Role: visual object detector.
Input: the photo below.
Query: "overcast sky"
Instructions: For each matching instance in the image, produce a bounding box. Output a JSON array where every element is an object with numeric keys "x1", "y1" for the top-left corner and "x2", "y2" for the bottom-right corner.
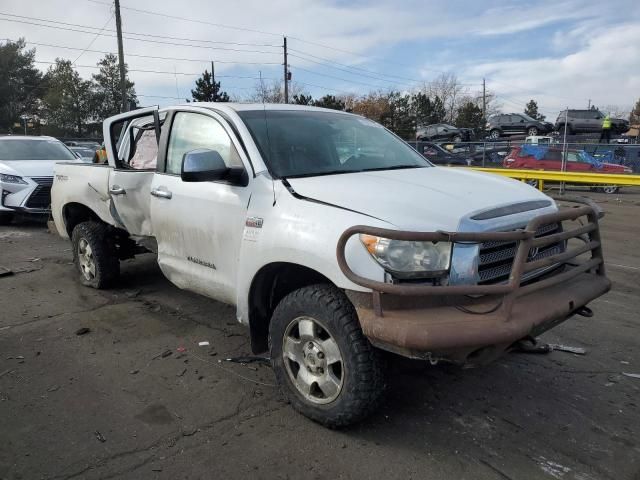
[{"x1": 2, "y1": 0, "x2": 639, "y2": 118}]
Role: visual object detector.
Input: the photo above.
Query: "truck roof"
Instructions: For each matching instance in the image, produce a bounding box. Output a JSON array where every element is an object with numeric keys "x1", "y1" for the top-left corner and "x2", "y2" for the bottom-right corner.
[
  {"x1": 0, "y1": 135, "x2": 59, "y2": 141},
  {"x1": 167, "y1": 102, "x2": 353, "y2": 116}
]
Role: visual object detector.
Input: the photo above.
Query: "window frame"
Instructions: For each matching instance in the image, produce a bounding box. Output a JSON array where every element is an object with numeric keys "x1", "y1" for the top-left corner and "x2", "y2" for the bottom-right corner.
[{"x1": 157, "y1": 107, "x2": 252, "y2": 187}]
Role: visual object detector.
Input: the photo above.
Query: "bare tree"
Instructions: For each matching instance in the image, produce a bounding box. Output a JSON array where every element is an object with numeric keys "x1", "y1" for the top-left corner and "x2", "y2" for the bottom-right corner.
[
  {"x1": 246, "y1": 79, "x2": 308, "y2": 103},
  {"x1": 426, "y1": 73, "x2": 467, "y2": 123},
  {"x1": 602, "y1": 104, "x2": 631, "y2": 119}
]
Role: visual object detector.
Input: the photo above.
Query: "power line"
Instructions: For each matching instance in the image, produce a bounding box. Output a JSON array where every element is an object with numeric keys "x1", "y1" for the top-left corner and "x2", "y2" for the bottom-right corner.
[
  {"x1": 85, "y1": 0, "x2": 283, "y2": 38},
  {"x1": 8, "y1": 39, "x2": 282, "y2": 66},
  {"x1": 73, "y1": 13, "x2": 113, "y2": 64},
  {"x1": 33, "y1": 60, "x2": 275, "y2": 79},
  {"x1": 0, "y1": 17, "x2": 281, "y2": 55},
  {"x1": 0, "y1": 12, "x2": 281, "y2": 48}
]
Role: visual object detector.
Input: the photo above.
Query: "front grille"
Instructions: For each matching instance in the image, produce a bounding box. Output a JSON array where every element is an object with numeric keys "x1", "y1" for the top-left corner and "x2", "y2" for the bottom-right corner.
[
  {"x1": 25, "y1": 176, "x2": 53, "y2": 209},
  {"x1": 478, "y1": 223, "x2": 564, "y2": 285}
]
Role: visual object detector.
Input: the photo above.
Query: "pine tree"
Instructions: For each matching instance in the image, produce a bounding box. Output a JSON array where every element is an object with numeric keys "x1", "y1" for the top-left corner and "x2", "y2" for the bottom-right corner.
[
  {"x1": 524, "y1": 99, "x2": 545, "y2": 121},
  {"x1": 190, "y1": 69, "x2": 229, "y2": 102},
  {"x1": 91, "y1": 53, "x2": 137, "y2": 120}
]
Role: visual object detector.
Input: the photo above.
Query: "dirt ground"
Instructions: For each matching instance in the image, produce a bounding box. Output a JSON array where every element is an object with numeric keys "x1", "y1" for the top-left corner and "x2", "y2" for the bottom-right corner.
[{"x1": 1, "y1": 189, "x2": 639, "y2": 480}]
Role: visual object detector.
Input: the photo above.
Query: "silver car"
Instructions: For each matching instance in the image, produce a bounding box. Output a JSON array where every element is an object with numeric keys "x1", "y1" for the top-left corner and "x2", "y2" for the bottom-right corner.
[{"x1": 0, "y1": 136, "x2": 79, "y2": 224}]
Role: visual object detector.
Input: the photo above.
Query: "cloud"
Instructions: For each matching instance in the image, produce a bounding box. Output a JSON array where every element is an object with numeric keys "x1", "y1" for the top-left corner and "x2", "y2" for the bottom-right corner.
[
  {"x1": 459, "y1": 23, "x2": 640, "y2": 117},
  {"x1": 1, "y1": 0, "x2": 638, "y2": 108}
]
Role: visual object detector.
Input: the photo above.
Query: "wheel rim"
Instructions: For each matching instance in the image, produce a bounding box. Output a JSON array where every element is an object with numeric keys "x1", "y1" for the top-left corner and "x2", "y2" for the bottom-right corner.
[
  {"x1": 282, "y1": 316, "x2": 344, "y2": 405},
  {"x1": 77, "y1": 238, "x2": 96, "y2": 281},
  {"x1": 603, "y1": 186, "x2": 617, "y2": 194},
  {"x1": 528, "y1": 128, "x2": 537, "y2": 136},
  {"x1": 490, "y1": 130, "x2": 499, "y2": 139}
]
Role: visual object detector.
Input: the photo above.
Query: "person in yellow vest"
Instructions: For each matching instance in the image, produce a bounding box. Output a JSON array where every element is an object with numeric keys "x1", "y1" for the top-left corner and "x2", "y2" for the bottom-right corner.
[
  {"x1": 599, "y1": 114, "x2": 612, "y2": 144},
  {"x1": 93, "y1": 144, "x2": 108, "y2": 164}
]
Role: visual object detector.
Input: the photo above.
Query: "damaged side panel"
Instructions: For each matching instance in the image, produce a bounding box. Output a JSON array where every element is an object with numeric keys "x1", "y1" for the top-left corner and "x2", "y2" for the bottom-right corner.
[{"x1": 51, "y1": 163, "x2": 115, "y2": 238}]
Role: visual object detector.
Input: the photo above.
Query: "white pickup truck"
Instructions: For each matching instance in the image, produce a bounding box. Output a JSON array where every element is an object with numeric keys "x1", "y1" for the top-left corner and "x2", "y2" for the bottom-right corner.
[{"x1": 51, "y1": 104, "x2": 610, "y2": 427}]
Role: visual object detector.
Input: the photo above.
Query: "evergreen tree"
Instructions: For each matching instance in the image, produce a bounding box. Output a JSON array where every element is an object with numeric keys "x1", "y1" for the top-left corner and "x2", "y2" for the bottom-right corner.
[
  {"x1": 313, "y1": 95, "x2": 346, "y2": 111},
  {"x1": 455, "y1": 101, "x2": 484, "y2": 131},
  {"x1": 524, "y1": 99, "x2": 545, "y2": 121},
  {"x1": 0, "y1": 38, "x2": 43, "y2": 133},
  {"x1": 92, "y1": 53, "x2": 137, "y2": 120},
  {"x1": 43, "y1": 59, "x2": 93, "y2": 136},
  {"x1": 190, "y1": 69, "x2": 229, "y2": 102},
  {"x1": 292, "y1": 94, "x2": 313, "y2": 105}
]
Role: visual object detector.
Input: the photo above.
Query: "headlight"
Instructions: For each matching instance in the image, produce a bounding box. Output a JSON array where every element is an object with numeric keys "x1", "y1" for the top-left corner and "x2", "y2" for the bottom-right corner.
[
  {"x1": 0, "y1": 173, "x2": 27, "y2": 184},
  {"x1": 360, "y1": 234, "x2": 452, "y2": 279}
]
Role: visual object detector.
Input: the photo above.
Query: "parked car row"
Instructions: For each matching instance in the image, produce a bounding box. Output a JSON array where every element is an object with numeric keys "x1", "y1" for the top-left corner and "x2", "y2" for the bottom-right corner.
[
  {"x1": 503, "y1": 144, "x2": 632, "y2": 193},
  {"x1": 0, "y1": 136, "x2": 81, "y2": 224}
]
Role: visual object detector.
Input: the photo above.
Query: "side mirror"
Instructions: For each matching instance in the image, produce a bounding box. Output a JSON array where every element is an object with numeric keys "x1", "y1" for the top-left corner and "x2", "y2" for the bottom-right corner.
[{"x1": 181, "y1": 149, "x2": 229, "y2": 182}]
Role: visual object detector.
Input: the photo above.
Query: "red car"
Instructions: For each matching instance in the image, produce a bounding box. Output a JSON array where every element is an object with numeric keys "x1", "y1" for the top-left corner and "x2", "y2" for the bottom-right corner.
[{"x1": 503, "y1": 146, "x2": 631, "y2": 193}]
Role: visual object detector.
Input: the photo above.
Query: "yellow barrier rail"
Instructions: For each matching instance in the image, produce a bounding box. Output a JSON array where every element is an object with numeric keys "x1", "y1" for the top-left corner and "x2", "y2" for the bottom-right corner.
[{"x1": 469, "y1": 167, "x2": 640, "y2": 191}]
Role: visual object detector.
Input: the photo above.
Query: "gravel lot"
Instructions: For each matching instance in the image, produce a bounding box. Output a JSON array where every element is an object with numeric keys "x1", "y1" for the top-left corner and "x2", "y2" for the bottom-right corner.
[{"x1": 1, "y1": 189, "x2": 639, "y2": 480}]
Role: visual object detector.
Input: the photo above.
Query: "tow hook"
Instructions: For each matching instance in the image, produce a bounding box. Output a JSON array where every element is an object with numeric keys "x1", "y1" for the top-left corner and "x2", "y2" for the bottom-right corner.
[{"x1": 575, "y1": 306, "x2": 594, "y2": 318}]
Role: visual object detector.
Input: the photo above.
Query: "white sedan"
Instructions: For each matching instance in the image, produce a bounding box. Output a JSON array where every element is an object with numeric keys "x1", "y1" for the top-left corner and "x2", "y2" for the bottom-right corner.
[{"x1": 0, "y1": 136, "x2": 79, "y2": 224}]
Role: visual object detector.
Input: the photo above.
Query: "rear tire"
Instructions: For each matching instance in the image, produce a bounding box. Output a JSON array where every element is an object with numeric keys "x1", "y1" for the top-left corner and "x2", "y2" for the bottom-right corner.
[
  {"x1": 269, "y1": 284, "x2": 385, "y2": 428},
  {"x1": 0, "y1": 212, "x2": 13, "y2": 226},
  {"x1": 599, "y1": 186, "x2": 619, "y2": 194},
  {"x1": 71, "y1": 221, "x2": 120, "y2": 288},
  {"x1": 527, "y1": 127, "x2": 538, "y2": 136}
]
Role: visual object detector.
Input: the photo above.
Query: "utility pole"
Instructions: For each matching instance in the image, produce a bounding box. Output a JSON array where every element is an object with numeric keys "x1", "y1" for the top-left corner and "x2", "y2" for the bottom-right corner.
[
  {"x1": 482, "y1": 78, "x2": 486, "y2": 119},
  {"x1": 211, "y1": 60, "x2": 216, "y2": 101},
  {"x1": 283, "y1": 36, "x2": 288, "y2": 104},
  {"x1": 114, "y1": 0, "x2": 128, "y2": 112},
  {"x1": 588, "y1": 99, "x2": 591, "y2": 109}
]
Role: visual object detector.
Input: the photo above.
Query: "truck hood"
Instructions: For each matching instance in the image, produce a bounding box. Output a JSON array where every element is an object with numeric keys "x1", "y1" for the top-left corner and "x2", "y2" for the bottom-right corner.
[
  {"x1": 0, "y1": 160, "x2": 77, "y2": 178},
  {"x1": 286, "y1": 167, "x2": 552, "y2": 230}
]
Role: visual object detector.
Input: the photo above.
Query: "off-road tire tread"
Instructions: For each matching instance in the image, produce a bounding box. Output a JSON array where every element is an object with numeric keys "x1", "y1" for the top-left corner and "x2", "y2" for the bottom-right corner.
[
  {"x1": 71, "y1": 221, "x2": 119, "y2": 288},
  {"x1": 269, "y1": 284, "x2": 385, "y2": 428}
]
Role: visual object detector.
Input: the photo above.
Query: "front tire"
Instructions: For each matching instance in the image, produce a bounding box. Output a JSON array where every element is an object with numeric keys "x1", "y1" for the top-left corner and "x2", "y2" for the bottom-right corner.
[
  {"x1": 269, "y1": 284, "x2": 385, "y2": 428},
  {"x1": 71, "y1": 221, "x2": 119, "y2": 288},
  {"x1": 489, "y1": 129, "x2": 500, "y2": 139},
  {"x1": 453, "y1": 135, "x2": 462, "y2": 143},
  {"x1": 527, "y1": 126, "x2": 538, "y2": 136},
  {"x1": 599, "y1": 186, "x2": 620, "y2": 194}
]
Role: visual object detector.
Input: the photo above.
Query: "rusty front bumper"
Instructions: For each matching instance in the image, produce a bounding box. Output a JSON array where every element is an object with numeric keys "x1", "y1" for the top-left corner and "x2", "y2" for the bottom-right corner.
[{"x1": 337, "y1": 198, "x2": 611, "y2": 364}]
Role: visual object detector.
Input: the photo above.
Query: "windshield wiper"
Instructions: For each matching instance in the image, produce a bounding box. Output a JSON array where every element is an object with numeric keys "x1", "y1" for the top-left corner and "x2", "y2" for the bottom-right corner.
[
  {"x1": 361, "y1": 164, "x2": 427, "y2": 172},
  {"x1": 286, "y1": 169, "x2": 364, "y2": 179}
]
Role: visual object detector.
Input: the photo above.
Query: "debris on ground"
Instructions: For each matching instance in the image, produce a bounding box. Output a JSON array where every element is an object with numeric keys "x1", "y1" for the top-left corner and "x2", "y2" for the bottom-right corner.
[
  {"x1": 129, "y1": 369, "x2": 139, "y2": 375},
  {"x1": 622, "y1": 373, "x2": 640, "y2": 379},
  {"x1": 224, "y1": 356, "x2": 271, "y2": 365},
  {"x1": 176, "y1": 346, "x2": 186, "y2": 353},
  {"x1": 548, "y1": 344, "x2": 587, "y2": 355},
  {"x1": 177, "y1": 368, "x2": 187, "y2": 377},
  {"x1": 75, "y1": 327, "x2": 91, "y2": 336},
  {"x1": 0, "y1": 266, "x2": 13, "y2": 277},
  {"x1": 513, "y1": 339, "x2": 586, "y2": 355},
  {"x1": 198, "y1": 341, "x2": 210, "y2": 347},
  {"x1": 125, "y1": 289, "x2": 141, "y2": 298},
  {"x1": 0, "y1": 369, "x2": 14, "y2": 378},
  {"x1": 512, "y1": 340, "x2": 552, "y2": 354},
  {"x1": 161, "y1": 350, "x2": 172, "y2": 358},
  {"x1": 94, "y1": 431, "x2": 106, "y2": 442}
]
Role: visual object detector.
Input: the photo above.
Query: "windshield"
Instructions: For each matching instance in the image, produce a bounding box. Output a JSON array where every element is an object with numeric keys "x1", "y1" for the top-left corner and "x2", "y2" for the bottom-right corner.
[
  {"x1": 520, "y1": 113, "x2": 538, "y2": 122},
  {"x1": 0, "y1": 138, "x2": 76, "y2": 161},
  {"x1": 237, "y1": 110, "x2": 430, "y2": 178}
]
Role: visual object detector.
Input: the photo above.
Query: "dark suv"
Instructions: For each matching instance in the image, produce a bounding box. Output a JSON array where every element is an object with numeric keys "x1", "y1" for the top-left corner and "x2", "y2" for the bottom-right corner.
[
  {"x1": 487, "y1": 113, "x2": 554, "y2": 139},
  {"x1": 555, "y1": 109, "x2": 629, "y2": 135},
  {"x1": 416, "y1": 123, "x2": 473, "y2": 142}
]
